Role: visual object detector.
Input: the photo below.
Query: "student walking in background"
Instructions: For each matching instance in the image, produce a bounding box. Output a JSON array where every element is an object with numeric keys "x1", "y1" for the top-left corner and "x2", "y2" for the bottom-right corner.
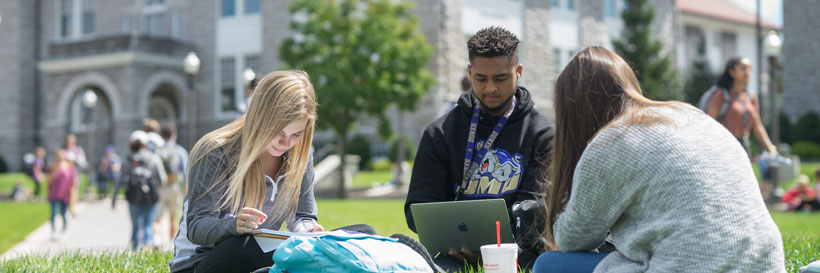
[
  {"x1": 96, "y1": 145, "x2": 122, "y2": 200},
  {"x1": 169, "y1": 71, "x2": 324, "y2": 273},
  {"x1": 48, "y1": 149, "x2": 77, "y2": 240},
  {"x1": 113, "y1": 130, "x2": 167, "y2": 251},
  {"x1": 26, "y1": 147, "x2": 47, "y2": 201},
  {"x1": 535, "y1": 47, "x2": 784, "y2": 273},
  {"x1": 63, "y1": 134, "x2": 88, "y2": 215},
  {"x1": 156, "y1": 123, "x2": 187, "y2": 247}
]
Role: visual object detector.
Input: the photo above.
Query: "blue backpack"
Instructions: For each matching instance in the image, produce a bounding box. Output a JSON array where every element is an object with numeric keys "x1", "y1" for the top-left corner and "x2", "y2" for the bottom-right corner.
[{"x1": 270, "y1": 231, "x2": 432, "y2": 273}]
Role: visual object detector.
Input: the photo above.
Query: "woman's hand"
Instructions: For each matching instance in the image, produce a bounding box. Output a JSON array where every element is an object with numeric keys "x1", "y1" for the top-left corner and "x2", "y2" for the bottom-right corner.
[
  {"x1": 312, "y1": 223, "x2": 325, "y2": 232},
  {"x1": 236, "y1": 207, "x2": 267, "y2": 234}
]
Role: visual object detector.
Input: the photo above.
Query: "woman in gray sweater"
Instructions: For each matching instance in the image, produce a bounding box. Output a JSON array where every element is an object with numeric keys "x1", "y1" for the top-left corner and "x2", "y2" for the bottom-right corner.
[
  {"x1": 169, "y1": 71, "x2": 323, "y2": 273},
  {"x1": 535, "y1": 47, "x2": 785, "y2": 273}
]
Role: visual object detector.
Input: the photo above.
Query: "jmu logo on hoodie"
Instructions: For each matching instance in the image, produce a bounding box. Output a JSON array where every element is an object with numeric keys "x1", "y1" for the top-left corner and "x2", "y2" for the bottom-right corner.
[{"x1": 456, "y1": 139, "x2": 524, "y2": 197}]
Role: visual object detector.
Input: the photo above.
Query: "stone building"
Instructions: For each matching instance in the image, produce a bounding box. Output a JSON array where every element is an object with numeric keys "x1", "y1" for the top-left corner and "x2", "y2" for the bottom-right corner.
[{"x1": 782, "y1": 0, "x2": 820, "y2": 123}]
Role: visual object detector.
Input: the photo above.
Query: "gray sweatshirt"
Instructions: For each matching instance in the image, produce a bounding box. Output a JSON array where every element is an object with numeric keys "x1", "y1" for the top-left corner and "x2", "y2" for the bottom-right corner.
[
  {"x1": 553, "y1": 106, "x2": 785, "y2": 272},
  {"x1": 169, "y1": 145, "x2": 318, "y2": 273}
]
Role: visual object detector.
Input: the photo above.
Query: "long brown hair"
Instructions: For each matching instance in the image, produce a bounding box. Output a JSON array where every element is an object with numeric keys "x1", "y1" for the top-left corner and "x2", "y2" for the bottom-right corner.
[{"x1": 543, "y1": 46, "x2": 683, "y2": 249}]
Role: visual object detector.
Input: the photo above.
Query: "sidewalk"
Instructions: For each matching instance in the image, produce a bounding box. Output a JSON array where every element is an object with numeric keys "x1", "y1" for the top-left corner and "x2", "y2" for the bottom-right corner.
[{"x1": 0, "y1": 198, "x2": 174, "y2": 261}]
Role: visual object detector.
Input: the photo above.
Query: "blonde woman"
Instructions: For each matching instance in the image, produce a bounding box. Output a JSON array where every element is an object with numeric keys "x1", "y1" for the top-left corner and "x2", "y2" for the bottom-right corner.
[
  {"x1": 170, "y1": 71, "x2": 325, "y2": 273},
  {"x1": 534, "y1": 47, "x2": 784, "y2": 272}
]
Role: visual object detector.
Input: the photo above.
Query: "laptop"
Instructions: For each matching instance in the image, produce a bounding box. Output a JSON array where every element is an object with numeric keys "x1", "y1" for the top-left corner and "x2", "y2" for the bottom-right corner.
[{"x1": 410, "y1": 199, "x2": 515, "y2": 257}]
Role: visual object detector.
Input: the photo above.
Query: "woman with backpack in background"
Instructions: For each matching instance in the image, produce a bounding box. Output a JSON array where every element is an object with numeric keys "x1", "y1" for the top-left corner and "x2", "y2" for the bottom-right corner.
[
  {"x1": 535, "y1": 47, "x2": 784, "y2": 272},
  {"x1": 112, "y1": 130, "x2": 167, "y2": 251},
  {"x1": 169, "y1": 70, "x2": 325, "y2": 273},
  {"x1": 706, "y1": 57, "x2": 778, "y2": 157}
]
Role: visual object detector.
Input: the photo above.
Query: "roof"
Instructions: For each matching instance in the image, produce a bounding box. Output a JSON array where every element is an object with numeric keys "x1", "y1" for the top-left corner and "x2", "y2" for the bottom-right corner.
[{"x1": 677, "y1": 0, "x2": 781, "y2": 30}]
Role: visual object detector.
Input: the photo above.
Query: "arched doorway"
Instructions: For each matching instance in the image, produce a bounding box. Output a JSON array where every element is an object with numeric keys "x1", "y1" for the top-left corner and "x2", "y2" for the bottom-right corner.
[
  {"x1": 147, "y1": 83, "x2": 182, "y2": 125},
  {"x1": 67, "y1": 86, "x2": 114, "y2": 168}
]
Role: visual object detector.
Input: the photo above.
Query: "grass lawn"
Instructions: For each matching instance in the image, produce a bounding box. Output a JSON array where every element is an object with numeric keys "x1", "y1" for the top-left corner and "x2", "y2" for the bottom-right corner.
[
  {"x1": 351, "y1": 170, "x2": 394, "y2": 189},
  {"x1": 0, "y1": 202, "x2": 50, "y2": 254},
  {"x1": 2, "y1": 200, "x2": 819, "y2": 272}
]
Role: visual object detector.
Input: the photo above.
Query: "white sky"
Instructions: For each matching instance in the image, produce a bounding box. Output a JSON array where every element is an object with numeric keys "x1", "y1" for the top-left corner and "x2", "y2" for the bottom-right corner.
[{"x1": 729, "y1": 0, "x2": 783, "y2": 27}]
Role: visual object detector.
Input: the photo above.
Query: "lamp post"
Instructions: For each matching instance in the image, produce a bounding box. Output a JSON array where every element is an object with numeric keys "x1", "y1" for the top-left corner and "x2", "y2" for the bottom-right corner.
[
  {"x1": 184, "y1": 52, "x2": 201, "y2": 147},
  {"x1": 82, "y1": 89, "x2": 97, "y2": 197},
  {"x1": 764, "y1": 31, "x2": 782, "y2": 145}
]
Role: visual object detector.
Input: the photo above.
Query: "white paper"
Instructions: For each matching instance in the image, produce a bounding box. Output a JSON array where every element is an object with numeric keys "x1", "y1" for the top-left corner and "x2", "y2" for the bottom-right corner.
[{"x1": 253, "y1": 235, "x2": 286, "y2": 253}]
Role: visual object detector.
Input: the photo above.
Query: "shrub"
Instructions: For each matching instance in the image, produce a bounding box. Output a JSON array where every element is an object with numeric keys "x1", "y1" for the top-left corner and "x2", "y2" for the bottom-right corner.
[
  {"x1": 388, "y1": 136, "x2": 415, "y2": 162},
  {"x1": 792, "y1": 141, "x2": 820, "y2": 160},
  {"x1": 0, "y1": 156, "x2": 8, "y2": 173},
  {"x1": 369, "y1": 158, "x2": 392, "y2": 172},
  {"x1": 348, "y1": 135, "x2": 372, "y2": 170},
  {"x1": 779, "y1": 111, "x2": 793, "y2": 145},
  {"x1": 794, "y1": 111, "x2": 820, "y2": 144}
]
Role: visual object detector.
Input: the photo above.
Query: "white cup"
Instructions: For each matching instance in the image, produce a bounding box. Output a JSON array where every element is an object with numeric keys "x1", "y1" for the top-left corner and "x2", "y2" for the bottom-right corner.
[{"x1": 480, "y1": 243, "x2": 518, "y2": 273}]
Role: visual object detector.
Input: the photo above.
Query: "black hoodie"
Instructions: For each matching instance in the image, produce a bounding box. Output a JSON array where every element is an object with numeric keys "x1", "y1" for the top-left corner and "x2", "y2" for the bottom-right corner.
[{"x1": 404, "y1": 86, "x2": 555, "y2": 265}]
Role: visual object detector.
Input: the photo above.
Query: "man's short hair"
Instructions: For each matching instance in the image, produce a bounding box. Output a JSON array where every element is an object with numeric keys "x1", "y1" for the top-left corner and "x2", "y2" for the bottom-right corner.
[
  {"x1": 160, "y1": 123, "x2": 177, "y2": 140},
  {"x1": 467, "y1": 26, "x2": 520, "y2": 64}
]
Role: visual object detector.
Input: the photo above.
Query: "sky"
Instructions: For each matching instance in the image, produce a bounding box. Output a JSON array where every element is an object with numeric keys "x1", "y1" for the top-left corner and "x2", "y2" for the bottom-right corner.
[{"x1": 729, "y1": 0, "x2": 783, "y2": 27}]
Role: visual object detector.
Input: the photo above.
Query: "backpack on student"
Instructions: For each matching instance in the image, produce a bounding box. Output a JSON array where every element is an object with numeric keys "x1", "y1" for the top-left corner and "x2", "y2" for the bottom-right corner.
[
  {"x1": 697, "y1": 86, "x2": 756, "y2": 121},
  {"x1": 156, "y1": 144, "x2": 180, "y2": 186},
  {"x1": 270, "y1": 231, "x2": 433, "y2": 273},
  {"x1": 125, "y1": 153, "x2": 159, "y2": 206}
]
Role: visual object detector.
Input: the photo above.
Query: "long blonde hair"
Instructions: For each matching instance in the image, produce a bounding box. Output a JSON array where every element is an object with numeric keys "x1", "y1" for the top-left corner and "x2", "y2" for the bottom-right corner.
[
  {"x1": 187, "y1": 70, "x2": 317, "y2": 223},
  {"x1": 543, "y1": 46, "x2": 686, "y2": 249}
]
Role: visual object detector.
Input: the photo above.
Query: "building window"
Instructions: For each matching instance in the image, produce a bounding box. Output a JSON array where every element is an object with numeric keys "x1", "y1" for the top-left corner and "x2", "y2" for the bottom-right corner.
[
  {"x1": 245, "y1": 0, "x2": 260, "y2": 14},
  {"x1": 567, "y1": 0, "x2": 575, "y2": 10},
  {"x1": 550, "y1": 0, "x2": 560, "y2": 8},
  {"x1": 81, "y1": 0, "x2": 94, "y2": 34},
  {"x1": 718, "y1": 31, "x2": 737, "y2": 64},
  {"x1": 221, "y1": 57, "x2": 237, "y2": 112},
  {"x1": 143, "y1": 13, "x2": 167, "y2": 36},
  {"x1": 605, "y1": 0, "x2": 616, "y2": 17},
  {"x1": 553, "y1": 48, "x2": 562, "y2": 76},
  {"x1": 244, "y1": 54, "x2": 260, "y2": 75},
  {"x1": 222, "y1": 0, "x2": 236, "y2": 17},
  {"x1": 685, "y1": 25, "x2": 705, "y2": 66},
  {"x1": 171, "y1": 11, "x2": 184, "y2": 39},
  {"x1": 147, "y1": 0, "x2": 165, "y2": 5},
  {"x1": 60, "y1": 0, "x2": 73, "y2": 38}
]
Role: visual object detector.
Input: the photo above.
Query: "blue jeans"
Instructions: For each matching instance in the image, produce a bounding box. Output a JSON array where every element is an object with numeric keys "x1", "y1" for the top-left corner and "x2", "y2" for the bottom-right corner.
[
  {"x1": 532, "y1": 251, "x2": 609, "y2": 273},
  {"x1": 128, "y1": 203, "x2": 157, "y2": 250},
  {"x1": 50, "y1": 201, "x2": 68, "y2": 232}
]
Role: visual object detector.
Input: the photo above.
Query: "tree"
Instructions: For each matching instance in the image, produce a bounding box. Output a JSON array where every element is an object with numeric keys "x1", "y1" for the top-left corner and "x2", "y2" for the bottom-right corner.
[
  {"x1": 613, "y1": 0, "x2": 681, "y2": 101},
  {"x1": 683, "y1": 38, "x2": 717, "y2": 105},
  {"x1": 280, "y1": 0, "x2": 435, "y2": 198}
]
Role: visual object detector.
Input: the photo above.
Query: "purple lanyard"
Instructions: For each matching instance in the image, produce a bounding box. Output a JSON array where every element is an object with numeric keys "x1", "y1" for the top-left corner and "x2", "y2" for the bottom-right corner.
[{"x1": 456, "y1": 96, "x2": 516, "y2": 200}]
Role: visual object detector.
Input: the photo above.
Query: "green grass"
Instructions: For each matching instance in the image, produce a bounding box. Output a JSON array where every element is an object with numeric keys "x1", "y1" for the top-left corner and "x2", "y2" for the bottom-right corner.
[
  {"x1": 1, "y1": 200, "x2": 818, "y2": 272},
  {"x1": 0, "y1": 172, "x2": 92, "y2": 199},
  {"x1": 316, "y1": 199, "x2": 416, "y2": 240},
  {"x1": 0, "y1": 202, "x2": 50, "y2": 254},
  {"x1": 351, "y1": 170, "x2": 394, "y2": 189},
  {"x1": 0, "y1": 250, "x2": 173, "y2": 272}
]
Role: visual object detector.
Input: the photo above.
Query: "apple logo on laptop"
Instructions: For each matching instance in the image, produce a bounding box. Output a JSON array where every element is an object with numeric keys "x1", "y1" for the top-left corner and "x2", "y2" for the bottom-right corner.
[{"x1": 458, "y1": 222, "x2": 468, "y2": 232}]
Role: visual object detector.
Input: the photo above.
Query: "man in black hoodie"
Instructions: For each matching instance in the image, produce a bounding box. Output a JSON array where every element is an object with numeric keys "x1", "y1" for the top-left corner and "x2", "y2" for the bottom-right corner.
[{"x1": 405, "y1": 26, "x2": 555, "y2": 271}]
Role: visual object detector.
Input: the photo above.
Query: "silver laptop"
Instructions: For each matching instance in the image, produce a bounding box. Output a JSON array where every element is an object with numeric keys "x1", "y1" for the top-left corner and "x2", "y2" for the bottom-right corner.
[{"x1": 410, "y1": 199, "x2": 515, "y2": 257}]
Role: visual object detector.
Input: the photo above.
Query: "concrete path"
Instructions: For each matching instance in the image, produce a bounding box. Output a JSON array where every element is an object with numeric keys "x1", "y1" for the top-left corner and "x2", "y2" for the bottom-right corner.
[{"x1": 1, "y1": 198, "x2": 174, "y2": 261}]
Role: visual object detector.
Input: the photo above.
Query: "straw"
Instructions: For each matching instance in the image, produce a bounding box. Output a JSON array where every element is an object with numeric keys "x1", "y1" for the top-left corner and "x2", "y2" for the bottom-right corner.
[{"x1": 496, "y1": 220, "x2": 501, "y2": 247}]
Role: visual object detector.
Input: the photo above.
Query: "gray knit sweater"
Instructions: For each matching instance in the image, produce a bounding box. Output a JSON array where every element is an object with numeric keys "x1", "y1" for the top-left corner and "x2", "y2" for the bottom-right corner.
[{"x1": 553, "y1": 106, "x2": 785, "y2": 272}]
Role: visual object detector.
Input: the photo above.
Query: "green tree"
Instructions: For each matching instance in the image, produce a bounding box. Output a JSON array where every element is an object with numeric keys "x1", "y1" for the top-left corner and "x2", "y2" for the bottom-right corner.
[
  {"x1": 613, "y1": 0, "x2": 681, "y2": 101},
  {"x1": 683, "y1": 38, "x2": 717, "y2": 105},
  {"x1": 280, "y1": 0, "x2": 434, "y2": 198}
]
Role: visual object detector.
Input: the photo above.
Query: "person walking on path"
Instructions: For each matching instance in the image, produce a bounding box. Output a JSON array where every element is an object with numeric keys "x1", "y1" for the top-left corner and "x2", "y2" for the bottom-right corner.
[
  {"x1": 96, "y1": 145, "x2": 122, "y2": 200},
  {"x1": 48, "y1": 149, "x2": 77, "y2": 240},
  {"x1": 169, "y1": 71, "x2": 326, "y2": 273},
  {"x1": 156, "y1": 123, "x2": 187, "y2": 246},
  {"x1": 63, "y1": 134, "x2": 88, "y2": 215},
  {"x1": 113, "y1": 130, "x2": 167, "y2": 251},
  {"x1": 26, "y1": 147, "x2": 47, "y2": 201},
  {"x1": 535, "y1": 47, "x2": 784, "y2": 273}
]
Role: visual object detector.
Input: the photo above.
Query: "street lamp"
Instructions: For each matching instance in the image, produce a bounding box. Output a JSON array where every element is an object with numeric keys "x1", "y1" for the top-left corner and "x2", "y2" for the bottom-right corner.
[
  {"x1": 764, "y1": 31, "x2": 782, "y2": 145},
  {"x1": 183, "y1": 51, "x2": 201, "y2": 147},
  {"x1": 82, "y1": 89, "x2": 97, "y2": 197}
]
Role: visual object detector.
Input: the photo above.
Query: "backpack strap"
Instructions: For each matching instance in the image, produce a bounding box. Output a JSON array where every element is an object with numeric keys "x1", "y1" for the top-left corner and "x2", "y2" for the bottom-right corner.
[{"x1": 716, "y1": 88, "x2": 731, "y2": 122}]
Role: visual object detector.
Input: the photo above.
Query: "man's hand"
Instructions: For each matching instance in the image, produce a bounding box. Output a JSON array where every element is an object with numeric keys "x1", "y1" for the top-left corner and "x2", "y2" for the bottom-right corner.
[{"x1": 448, "y1": 247, "x2": 480, "y2": 264}]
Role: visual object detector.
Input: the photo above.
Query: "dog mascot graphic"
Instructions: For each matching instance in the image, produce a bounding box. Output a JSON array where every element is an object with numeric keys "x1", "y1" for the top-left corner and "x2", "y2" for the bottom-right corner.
[{"x1": 458, "y1": 140, "x2": 524, "y2": 197}]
